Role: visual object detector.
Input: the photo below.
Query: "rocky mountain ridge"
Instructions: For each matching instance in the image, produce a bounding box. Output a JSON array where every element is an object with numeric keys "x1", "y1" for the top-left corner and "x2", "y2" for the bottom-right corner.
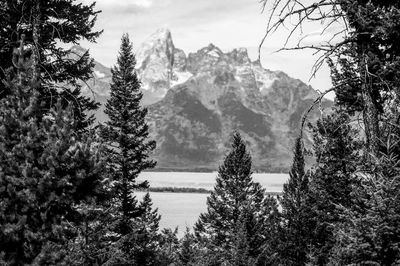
[{"x1": 79, "y1": 28, "x2": 331, "y2": 172}]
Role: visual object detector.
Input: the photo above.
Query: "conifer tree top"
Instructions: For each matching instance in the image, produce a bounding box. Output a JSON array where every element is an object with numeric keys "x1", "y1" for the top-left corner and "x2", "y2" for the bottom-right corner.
[{"x1": 218, "y1": 132, "x2": 252, "y2": 181}]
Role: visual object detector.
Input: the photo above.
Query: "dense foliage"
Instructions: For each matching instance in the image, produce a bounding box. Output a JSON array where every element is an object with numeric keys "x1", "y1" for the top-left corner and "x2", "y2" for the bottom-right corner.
[
  {"x1": 0, "y1": 0, "x2": 102, "y2": 129},
  {"x1": 2, "y1": 0, "x2": 400, "y2": 265},
  {"x1": 0, "y1": 47, "x2": 104, "y2": 266},
  {"x1": 301, "y1": 111, "x2": 361, "y2": 264}
]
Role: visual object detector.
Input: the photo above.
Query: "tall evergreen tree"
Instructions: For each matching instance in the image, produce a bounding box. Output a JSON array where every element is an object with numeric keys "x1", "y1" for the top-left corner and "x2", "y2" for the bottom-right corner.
[
  {"x1": 101, "y1": 33, "x2": 157, "y2": 262},
  {"x1": 306, "y1": 110, "x2": 361, "y2": 265},
  {"x1": 0, "y1": 63, "x2": 105, "y2": 265},
  {"x1": 0, "y1": 0, "x2": 102, "y2": 129},
  {"x1": 278, "y1": 137, "x2": 312, "y2": 265},
  {"x1": 194, "y1": 132, "x2": 279, "y2": 265}
]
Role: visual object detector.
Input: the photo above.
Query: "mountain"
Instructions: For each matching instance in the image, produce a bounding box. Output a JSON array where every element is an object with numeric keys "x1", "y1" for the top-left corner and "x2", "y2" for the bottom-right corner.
[{"x1": 78, "y1": 28, "x2": 332, "y2": 172}]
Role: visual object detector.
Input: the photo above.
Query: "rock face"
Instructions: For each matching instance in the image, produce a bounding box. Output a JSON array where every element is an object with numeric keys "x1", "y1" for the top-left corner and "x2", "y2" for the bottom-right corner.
[
  {"x1": 135, "y1": 28, "x2": 176, "y2": 105},
  {"x1": 78, "y1": 28, "x2": 331, "y2": 172}
]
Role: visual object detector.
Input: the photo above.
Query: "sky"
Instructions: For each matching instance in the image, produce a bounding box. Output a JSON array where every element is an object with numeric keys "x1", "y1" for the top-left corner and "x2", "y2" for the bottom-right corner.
[{"x1": 79, "y1": 0, "x2": 337, "y2": 97}]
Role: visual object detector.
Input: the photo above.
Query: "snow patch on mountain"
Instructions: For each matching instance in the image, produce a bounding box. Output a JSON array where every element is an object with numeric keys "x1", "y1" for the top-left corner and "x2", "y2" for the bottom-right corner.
[
  {"x1": 252, "y1": 65, "x2": 277, "y2": 95},
  {"x1": 208, "y1": 49, "x2": 221, "y2": 58},
  {"x1": 234, "y1": 65, "x2": 253, "y2": 83},
  {"x1": 141, "y1": 83, "x2": 150, "y2": 91},
  {"x1": 94, "y1": 70, "x2": 106, "y2": 78},
  {"x1": 171, "y1": 71, "x2": 192, "y2": 86}
]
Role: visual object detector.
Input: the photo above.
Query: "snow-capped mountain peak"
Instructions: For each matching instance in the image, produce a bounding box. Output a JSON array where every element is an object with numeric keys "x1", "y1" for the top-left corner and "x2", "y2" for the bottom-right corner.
[
  {"x1": 134, "y1": 28, "x2": 178, "y2": 104},
  {"x1": 136, "y1": 27, "x2": 174, "y2": 70}
]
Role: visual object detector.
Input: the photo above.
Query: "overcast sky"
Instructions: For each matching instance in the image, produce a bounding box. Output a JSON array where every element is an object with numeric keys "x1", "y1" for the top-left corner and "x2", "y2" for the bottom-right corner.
[{"x1": 80, "y1": 0, "x2": 335, "y2": 96}]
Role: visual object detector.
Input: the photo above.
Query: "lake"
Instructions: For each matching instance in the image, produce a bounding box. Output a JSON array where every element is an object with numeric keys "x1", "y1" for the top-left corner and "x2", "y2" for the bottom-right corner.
[{"x1": 136, "y1": 172, "x2": 289, "y2": 233}]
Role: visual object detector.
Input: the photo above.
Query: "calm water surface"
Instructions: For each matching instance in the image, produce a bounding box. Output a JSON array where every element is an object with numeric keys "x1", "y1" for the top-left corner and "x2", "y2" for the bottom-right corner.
[
  {"x1": 136, "y1": 191, "x2": 209, "y2": 232},
  {"x1": 136, "y1": 172, "x2": 289, "y2": 233}
]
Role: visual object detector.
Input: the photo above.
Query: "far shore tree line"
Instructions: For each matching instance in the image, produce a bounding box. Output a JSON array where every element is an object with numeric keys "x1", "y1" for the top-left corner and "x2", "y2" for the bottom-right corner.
[{"x1": 0, "y1": 0, "x2": 400, "y2": 265}]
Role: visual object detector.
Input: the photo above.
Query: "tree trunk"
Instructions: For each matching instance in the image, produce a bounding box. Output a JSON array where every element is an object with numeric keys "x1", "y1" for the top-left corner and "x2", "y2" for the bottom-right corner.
[
  {"x1": 359, "y1": 41, "x2": 380, "y2": 158},
  {"x1": 32, "y1": 0, "x2": 41, "y2": 82}
]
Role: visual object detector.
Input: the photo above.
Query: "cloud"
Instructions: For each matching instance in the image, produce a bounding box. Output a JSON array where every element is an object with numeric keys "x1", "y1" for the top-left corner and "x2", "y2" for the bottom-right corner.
[
  {"x1": 85, "y1": 0, "x2": 173, "y2": 9},
  {"x1": 298, "y1": 28, "x2": 344, "y2": 46},
  {"x1": 132, "y1": 0, "x2": 153, "y2": 8},
  {"x1": 300, "y1": 33, "x2": 333, "y2": 45}
]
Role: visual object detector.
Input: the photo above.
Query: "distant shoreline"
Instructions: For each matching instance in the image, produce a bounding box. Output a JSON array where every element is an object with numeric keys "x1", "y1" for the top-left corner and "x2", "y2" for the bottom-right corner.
[{"x1": 138, "y1": 187, "x2": 282, "y2": 196}]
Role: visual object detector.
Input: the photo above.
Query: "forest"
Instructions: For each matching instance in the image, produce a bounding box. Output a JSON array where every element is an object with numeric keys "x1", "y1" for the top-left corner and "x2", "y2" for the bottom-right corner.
[{"x1": 0, "y1": 0, "x2": 400, "y2": 265}]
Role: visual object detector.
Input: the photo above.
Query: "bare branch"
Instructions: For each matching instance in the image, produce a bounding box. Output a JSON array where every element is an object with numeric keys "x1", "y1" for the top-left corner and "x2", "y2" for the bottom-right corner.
[
  {"x1": 258, "y1": 0, "x2": 346, "y2": 67},
  {"x1": 299, "y1": 86, "x2": 334, "y2": 139}
]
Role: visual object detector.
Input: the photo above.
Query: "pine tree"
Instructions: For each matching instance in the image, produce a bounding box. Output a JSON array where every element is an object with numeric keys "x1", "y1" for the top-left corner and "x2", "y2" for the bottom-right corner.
[
  {"x1": 0, "y1": 68, "x2": 105, "y2": 265},
  {"x1": 130, "y1": 193, "x2": 161, "y2": 266},
  {"x1": 0, "y1": 0, "x2": 102, "y2": 129},
  {"x1": 194, "y1": 132, "x2": 279, "y2": 265},
  {"x1": 306, "y1": 110, "x2": 361, "y2": 265},
  {"x1": 278, "y1": 137, "x2": 312, "y2": 265},
  {"x1": 101, "y1": 33, "x2": 157, "y2": 261},
  {"x1": 329, "y1": 134, "x2": 400, "y2": 265}
]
